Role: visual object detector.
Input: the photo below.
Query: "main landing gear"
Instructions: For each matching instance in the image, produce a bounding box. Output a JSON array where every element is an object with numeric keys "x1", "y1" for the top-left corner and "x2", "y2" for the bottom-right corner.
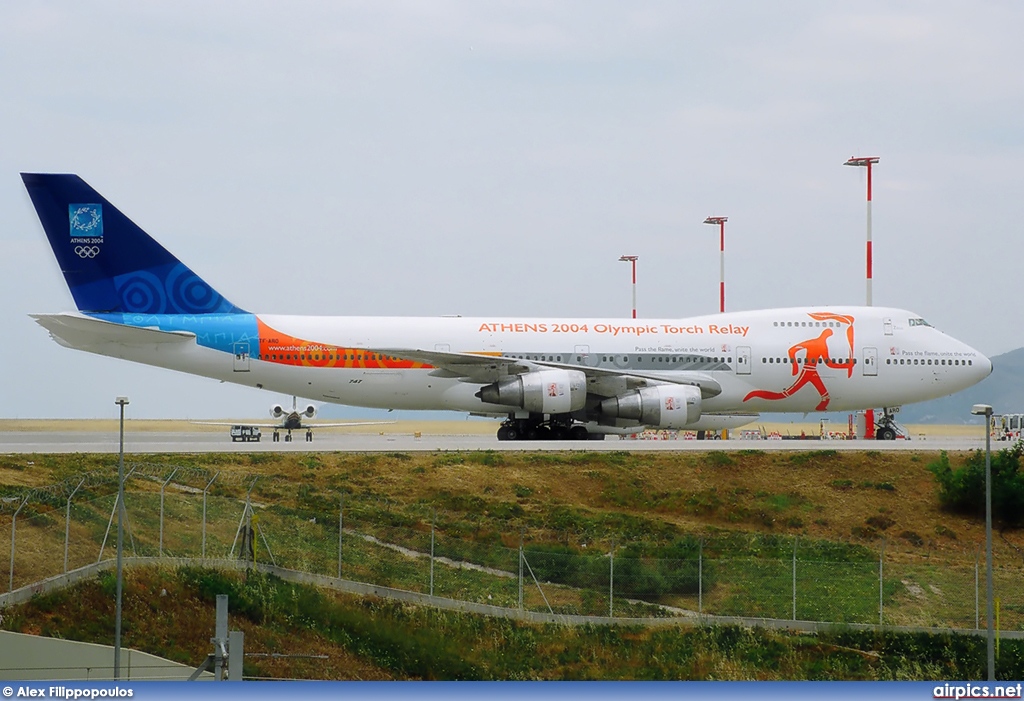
[
  {"x1": 875, "y1": 407, "x2": 903, "y2": 441},
  {"x1": 496, "y1": 416, "x2": 593, "y2": 441},
  {"x1": 272, "y1": 429, "x2": 314, "y2": 442}
]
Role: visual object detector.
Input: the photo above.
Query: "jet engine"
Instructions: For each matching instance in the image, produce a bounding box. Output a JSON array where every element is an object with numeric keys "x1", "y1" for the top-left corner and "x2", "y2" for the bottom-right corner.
[
  {"x1": 598, "y1": 384, "x2": 701, "y2": 429},
  {"x1": 476, "y1": 369, "x2": 586, "y2": 414},
  {"x1": 271, "y1": 403, "x2": 316, "y2": 419}
]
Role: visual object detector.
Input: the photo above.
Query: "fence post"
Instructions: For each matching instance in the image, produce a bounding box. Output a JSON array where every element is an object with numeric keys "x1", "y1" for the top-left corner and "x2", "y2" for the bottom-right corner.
[
  {"x1": 342, "y1": 489, "x2": 350, "y2": 577},
  {"x1": 9, "y1": 497, "x2": 28, "y2": 593},
  {"x1": 65, "y1": 479, "x2": 85, "y2": 573},
  {"x1": 699, "y1": 538, "x2": 703, "y2": 616},
  {"x1": 516, "y1": 532, "x2": 524, "y2": 614},
  {"x1": 609, "y1": 538, "x2": 614, "y2": 618},
  {"x1": 159, "y1": 468, "x2": 178, "y2": 558},
  {"x1": 98, "y1": 468, "x2": 135, "y2": 563},
  {"x1": 202, "y1": 472, "x2": 219, "y2": 560},
  {"x1": 792, "y1": 537, "x2": 798, "y2": 621},
  {"x1": 430, "y1": 509, "x2": 435, "y2": 598},
  {"x1": 879, "y1": 538, "x2": 886, "y2": 625}
]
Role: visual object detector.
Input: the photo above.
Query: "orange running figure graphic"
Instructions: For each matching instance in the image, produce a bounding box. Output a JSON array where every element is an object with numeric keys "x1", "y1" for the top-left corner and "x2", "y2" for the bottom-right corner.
[{"x1": 743, "y1": 312, "x2": 855, "y2": 411}]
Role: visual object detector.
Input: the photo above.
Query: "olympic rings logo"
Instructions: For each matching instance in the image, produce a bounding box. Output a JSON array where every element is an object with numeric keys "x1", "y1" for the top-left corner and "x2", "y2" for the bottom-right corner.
[{"x1": 74, "y1": 246, "x2": 100, "y2": 258}]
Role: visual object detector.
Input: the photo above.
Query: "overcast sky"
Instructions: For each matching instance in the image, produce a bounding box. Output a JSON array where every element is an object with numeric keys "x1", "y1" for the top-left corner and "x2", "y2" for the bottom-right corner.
[{"x1": 2, "y1": 2, "x2": 1022, "y2": 419}]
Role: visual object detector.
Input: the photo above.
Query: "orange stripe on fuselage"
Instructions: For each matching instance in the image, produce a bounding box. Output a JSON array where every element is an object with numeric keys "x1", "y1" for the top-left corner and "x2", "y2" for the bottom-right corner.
[{"x1": 256, "y1": 318, "x2": 429, "y2": 370}]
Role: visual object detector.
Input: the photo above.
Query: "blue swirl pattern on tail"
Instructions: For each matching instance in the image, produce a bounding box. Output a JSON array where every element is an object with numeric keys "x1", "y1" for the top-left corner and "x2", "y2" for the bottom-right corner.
[{"x1": 22, "y1": 173, "x2": 246, "y2": 315}]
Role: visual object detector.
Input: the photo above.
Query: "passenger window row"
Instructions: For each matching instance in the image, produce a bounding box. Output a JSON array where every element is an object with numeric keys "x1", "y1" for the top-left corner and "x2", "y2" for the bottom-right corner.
[
  {"x1": 773, "y1": 320, "x2": 843, "y2": 328},
  {"x1": 761, "y1": 357, "x2": 855, "y2": 365},
  {"x1": 887, "y1": 358, "x2": 972, "y2": 366}
]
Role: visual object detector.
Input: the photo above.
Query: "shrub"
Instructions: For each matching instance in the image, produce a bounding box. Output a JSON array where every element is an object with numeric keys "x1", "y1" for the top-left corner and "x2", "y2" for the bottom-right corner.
[
  {"x1": 865, "y1": 515, "x2": 895, "y2": 531},
  {"x1": 900, "y1": 530, "x2": 924, "y2": 547},
  {"x1": 927, "y1": 443, "x2": 1024, "y2": 526}
]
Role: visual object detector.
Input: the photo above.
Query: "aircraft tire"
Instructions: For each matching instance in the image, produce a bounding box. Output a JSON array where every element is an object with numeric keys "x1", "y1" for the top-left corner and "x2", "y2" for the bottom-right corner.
[
  {"x1": 569, "y1": 425, "x2": 590, "y2": 441},
  {"x1": 879, "y1": 427, "x2": 897, "y2": 441},
  {"x1": 505, "y1": 426, "x2": 519, "y2": 441},
  {"x1": 497, "y1": 426, "x2": 510, "y2": 441}
]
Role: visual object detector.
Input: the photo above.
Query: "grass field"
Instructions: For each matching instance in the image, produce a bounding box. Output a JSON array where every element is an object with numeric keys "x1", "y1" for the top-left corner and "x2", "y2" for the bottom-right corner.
[
  {"x1": 2, "y1": 564, "x2": 1021, "y2": 680},
  {"x1": 2, "y1": 447, "x2": 1022, "y2": 678}
]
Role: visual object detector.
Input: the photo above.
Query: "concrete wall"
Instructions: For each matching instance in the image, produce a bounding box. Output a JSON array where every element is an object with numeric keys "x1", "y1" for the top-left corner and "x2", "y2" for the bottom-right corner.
[{"x1": 0, "y1": 630, "x2": 212, "y2": 681}]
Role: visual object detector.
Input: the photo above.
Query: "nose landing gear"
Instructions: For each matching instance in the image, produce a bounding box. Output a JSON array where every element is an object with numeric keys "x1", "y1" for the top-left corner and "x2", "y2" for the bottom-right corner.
[{"x1": 875, "y1": 407, "x2": 905, "y2": 440}]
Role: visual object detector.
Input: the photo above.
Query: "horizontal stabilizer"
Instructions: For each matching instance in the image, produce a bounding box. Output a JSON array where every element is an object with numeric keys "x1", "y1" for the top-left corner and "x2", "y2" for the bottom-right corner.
[{"x1": 31, "y1": 313, "x2": 195, "y2": 350}]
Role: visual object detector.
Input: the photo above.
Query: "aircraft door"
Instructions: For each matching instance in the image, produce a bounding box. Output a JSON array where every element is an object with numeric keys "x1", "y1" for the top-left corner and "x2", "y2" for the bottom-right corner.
[
  {"x1": 574, "y1": 344, "x2": 593, "y2": 367},
  {"x1": 736, "y1": 346, "x2": 751, "y2": 375},
  {"x1": 233, "y1": 342, "x2": 251, "y2": 372},
  {"x1": 863, "y1": 347, "x2": 877, "y2": 377}
]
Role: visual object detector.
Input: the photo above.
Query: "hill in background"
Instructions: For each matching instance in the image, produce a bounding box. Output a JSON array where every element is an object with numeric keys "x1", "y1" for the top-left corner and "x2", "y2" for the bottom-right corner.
[{"x1": 898, "y1": 347, "x2": 1024, "y2": 423}]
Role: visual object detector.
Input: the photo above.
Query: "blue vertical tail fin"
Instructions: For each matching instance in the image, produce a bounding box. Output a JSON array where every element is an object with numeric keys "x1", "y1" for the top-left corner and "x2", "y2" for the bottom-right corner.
[{"x1": 22, "y1": 173, "x2": 246, "y2": 315}]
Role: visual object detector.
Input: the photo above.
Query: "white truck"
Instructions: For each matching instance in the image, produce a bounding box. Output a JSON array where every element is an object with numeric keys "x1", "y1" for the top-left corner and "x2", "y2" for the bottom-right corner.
[{"x1": 229, "y1": 425, "x2": 262, "y2": 442}]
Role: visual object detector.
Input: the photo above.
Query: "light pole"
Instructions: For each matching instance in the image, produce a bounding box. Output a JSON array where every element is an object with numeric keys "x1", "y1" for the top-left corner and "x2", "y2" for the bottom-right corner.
[
  {"x1": 618, "y1": 255, "x2": 638, "y2": 319},
  {"x1": 114, "y1": 396, "x2": 129, "y2": 680},
  {"x1": 971, "y1": 403, "x2": 995, "y2": 681},
  {"x1": 844, "y1": 156, "x2": 880, "y2": 306},
  {"x1": 703, "y1": 216, "x2": 728, "y2": 313}
]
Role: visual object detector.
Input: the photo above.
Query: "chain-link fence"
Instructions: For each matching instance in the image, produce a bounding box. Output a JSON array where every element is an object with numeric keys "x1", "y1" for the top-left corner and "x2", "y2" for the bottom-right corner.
[{"x1": 1, "y1": 463, "x2": 1020, "y2": 631}]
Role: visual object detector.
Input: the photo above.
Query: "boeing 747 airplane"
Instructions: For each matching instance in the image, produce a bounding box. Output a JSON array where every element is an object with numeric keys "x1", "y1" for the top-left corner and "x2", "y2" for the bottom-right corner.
[{"x1": 23, "y1": 173, "x2": 992, "y2": 441}]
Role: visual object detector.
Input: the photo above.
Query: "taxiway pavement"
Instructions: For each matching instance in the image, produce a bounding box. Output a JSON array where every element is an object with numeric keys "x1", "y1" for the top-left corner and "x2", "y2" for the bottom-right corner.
[{"x1": 0, "y1": 430, "x2": 988, "y2": 454}]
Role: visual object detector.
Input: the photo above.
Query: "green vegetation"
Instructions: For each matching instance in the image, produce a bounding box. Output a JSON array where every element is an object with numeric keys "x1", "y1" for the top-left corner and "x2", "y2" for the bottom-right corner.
[
  {"x1": 928, "y1": 443, "x2": 1024, "y2": 525},
  {"x1": 4, "y1": 565, "x2": 1023, "y2": 680},
  {"x1": 4, "y1": 447, "x2": 1024, "y2": 670}
]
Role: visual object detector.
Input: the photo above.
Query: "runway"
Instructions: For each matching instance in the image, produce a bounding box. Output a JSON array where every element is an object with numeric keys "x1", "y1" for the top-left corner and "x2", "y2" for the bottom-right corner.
[{"x1": 0, "y1": 430, "x2": 988, "y2": 454}]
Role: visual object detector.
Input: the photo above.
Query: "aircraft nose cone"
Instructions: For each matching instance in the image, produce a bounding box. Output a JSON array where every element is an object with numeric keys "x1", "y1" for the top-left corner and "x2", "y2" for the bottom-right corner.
[{"x1": 971, "y1": 350, "x2": 993, "y2": 382}]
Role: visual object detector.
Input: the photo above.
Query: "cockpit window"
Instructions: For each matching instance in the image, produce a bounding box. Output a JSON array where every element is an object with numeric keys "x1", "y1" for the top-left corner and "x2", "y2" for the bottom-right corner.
[{"x1": 909, "y1": 318, "x2": 932, "y2": 327}]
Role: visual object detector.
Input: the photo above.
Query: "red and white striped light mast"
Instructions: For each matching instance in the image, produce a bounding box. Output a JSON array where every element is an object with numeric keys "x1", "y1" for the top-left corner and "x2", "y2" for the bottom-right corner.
[
  {"x1": 703, "y1": 216, "x2": 728, "y2": 313},
  {"x1": 845, "y1": 156, "x2": 880, "y2": 440},
  {"x1": 844, "y1": 156, "x2": 879, "y2": 306},
  {"x1": 618, "y1": 255, "x2": 638, "y2": 318}
]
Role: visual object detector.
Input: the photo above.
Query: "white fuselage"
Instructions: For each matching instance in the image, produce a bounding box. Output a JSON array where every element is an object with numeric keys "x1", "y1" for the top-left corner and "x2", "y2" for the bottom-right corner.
[{"x1": 61, "y1": 306, "x2": 990, "y2": 419}]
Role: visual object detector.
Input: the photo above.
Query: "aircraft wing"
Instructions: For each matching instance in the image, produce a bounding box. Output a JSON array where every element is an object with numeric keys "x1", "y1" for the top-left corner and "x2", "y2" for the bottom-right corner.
[
  {"x1": 192, "y1": 421, "x2": 395, "y2": 429},
  {"x1": 373, "y1": 347, "x2": 722, "y2": 399}
]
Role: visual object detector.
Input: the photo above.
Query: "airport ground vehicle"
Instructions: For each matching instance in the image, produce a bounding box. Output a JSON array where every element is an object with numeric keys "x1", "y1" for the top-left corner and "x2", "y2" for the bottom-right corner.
[{"x1": 229, "y1": 425, "x2": 261, "y2": 442}]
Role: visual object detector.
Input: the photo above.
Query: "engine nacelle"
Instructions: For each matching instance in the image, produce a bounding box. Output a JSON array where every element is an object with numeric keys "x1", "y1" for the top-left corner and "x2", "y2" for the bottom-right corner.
[
  {"x1": 476, "y1": 369, "x2": 586, "y2": 414},
  {"x1": 598, "y1": 384, "x2": 702, "y2": 429},
  {"x1": 271, "y1": 403, "x2": 317, "y2": 419}
]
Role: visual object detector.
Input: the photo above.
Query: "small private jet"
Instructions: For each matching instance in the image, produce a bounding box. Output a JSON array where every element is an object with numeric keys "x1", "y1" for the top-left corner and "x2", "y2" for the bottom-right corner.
[{"x1": 195, "y1": 397, "x2": 393, "y2": 442}]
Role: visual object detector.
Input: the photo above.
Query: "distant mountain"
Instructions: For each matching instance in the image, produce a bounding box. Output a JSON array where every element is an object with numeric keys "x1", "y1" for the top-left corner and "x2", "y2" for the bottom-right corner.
[{"x1": 897, "y1": 347, "x2": 1024, "y2": 424}]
